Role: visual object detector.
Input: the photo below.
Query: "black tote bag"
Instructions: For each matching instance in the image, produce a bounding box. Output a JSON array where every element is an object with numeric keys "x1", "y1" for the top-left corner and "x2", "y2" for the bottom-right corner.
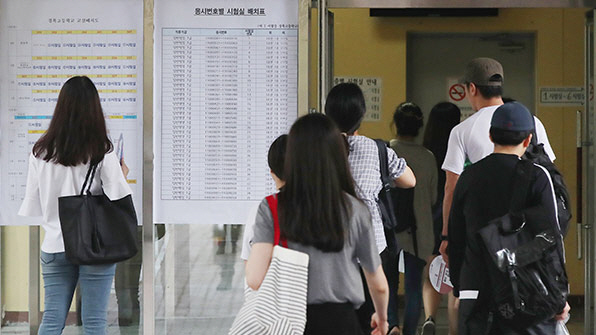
[{"x1": 58, "y1": 162, "x2": 138, "y2": 265}]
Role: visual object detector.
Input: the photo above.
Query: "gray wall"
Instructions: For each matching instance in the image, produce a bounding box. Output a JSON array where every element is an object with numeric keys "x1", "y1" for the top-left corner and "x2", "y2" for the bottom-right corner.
[{"x1": 407, "y1": 32, "x2": 535, "y2": 142}]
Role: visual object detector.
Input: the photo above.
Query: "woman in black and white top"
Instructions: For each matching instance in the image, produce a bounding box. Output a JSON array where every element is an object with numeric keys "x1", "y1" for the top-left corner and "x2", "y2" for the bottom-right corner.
[{"x1": 19, "y1": 76, "x2": 131, "y2": 335}]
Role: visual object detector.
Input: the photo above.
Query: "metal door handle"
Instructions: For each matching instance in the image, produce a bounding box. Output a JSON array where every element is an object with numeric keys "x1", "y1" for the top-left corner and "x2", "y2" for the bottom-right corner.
[{"x1": 578, "y1": 222, "x2": 583, "y2": 260}]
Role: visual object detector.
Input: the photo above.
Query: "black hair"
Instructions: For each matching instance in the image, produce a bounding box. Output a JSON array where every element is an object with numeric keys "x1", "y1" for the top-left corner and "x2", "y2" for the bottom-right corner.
[
  {"x1": 267, "y1": 134, "x2": 287, "y2": 180},
  {"x1": 325, "y1": 83, "x2": 366, "y2": 134},
  {"x1": 393, "y1": 102, "x2": 423, "y2": 137},
  {"x1": 466, "y1": 74, "x2": 503, "y2": 99},
  {"x1": 489, "y1": 127, "x2": 532, "y2": 146},
  {"x1": 475, "y1": 85, "x2": 503, "y2": 99},
  {"x1": 33, "y1": 76, "x2": 112, "y2": 166},
  {"x1": 279, "y1": 113, "x2": 356, "y2": 252},
  {"x1": 422, "y1": 102, "x2": 461, "y2": 168}
]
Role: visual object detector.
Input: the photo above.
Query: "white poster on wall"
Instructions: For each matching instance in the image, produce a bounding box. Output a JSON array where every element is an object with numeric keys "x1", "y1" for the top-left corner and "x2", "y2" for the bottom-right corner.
[
  {"x1": 539, "y1": 87, "x2": 585, "y2": 106},
  {"x1": 446, "y1": 77, "x2": 474, "y2": 121},
  {"x1": 0, "y1": 0, "x2": 144, "y2": 226},
  {"x1": 333, "y1": 76, "x2": 382, "y2": 122},
  {"x1": 154, "y1": 0, "x2": 298, "y2": 224}
]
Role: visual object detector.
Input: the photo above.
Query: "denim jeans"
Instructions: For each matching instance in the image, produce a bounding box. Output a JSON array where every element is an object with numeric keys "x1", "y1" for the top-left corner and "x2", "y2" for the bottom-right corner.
[
  {"x1": 39, "y1": 252, "x2": 116, "y2": 335},
  {"x1": 385, "y1": 250, "x2": 426, "y2": 335}
]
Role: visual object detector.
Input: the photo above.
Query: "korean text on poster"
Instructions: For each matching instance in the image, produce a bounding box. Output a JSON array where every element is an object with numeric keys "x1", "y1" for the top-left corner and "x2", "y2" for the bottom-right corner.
[
  {"x1": 0, "y1": 0, "x2": 144, "y2": 226},
  {"x1": 334, "y1": 77, "x2": 382, "y2": 122}
]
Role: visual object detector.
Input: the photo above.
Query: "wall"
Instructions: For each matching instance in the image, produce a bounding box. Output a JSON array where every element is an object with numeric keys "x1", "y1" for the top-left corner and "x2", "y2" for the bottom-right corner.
[
  {"x1": 2, "y1": 226, "x2": 30, "y2": 313},
  {"x1": 407, "y1": 33, "x2": 536, "y2": 124},
  {"x1": 324, "y1": 8, "x2": 586, "y2": 294}
]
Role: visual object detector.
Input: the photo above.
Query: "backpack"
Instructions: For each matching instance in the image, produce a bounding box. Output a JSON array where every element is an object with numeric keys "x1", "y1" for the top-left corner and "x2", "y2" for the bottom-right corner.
[
  {"x1": 522, "y1": 131, "x2": 571, "y2": 235},
  {"x1": 478, "y1": 160, "x2": 568, "y2": 331},
  {"x1": 374, "y1": 140, "x2": 418, "y2": 256}
]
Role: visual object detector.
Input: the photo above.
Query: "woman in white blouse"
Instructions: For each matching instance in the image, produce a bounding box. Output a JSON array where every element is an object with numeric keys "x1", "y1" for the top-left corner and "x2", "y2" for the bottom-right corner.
[{"x1": 19, "y1": 76, "x2": 131, "y2": 335}]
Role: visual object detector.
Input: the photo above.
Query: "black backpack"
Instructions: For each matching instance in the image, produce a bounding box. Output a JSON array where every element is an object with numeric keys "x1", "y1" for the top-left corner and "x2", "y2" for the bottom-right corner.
[
  {"x1": 522, "y1": 131, "x2": 572, "y2": 235},
  {"x1": 478, "y1": 160, "x2": 568, "y2": 331},
  {"x1": 374, "y1": 140, "x2": 418, "y2": 255}
]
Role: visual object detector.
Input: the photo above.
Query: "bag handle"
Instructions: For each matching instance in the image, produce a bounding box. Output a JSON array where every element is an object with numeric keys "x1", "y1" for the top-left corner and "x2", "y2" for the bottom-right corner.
[
  {"x1": 80, "y1": 163, "x2": 98, "y2": 196},
  {"x1": 266, "y1": 194, "x2": 288, "y2": 248}
]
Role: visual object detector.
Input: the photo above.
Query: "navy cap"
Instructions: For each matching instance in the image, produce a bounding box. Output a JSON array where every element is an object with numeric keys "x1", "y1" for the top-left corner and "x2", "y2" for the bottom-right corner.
[{"x1": 491, "y1": 102, "x2": 535, "y2": 132}]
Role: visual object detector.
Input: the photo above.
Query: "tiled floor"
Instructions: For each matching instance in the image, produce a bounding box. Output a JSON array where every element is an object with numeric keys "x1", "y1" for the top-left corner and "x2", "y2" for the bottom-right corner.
[{"x1": 1, "y1": 224, "x2": 587, "y2": 334}]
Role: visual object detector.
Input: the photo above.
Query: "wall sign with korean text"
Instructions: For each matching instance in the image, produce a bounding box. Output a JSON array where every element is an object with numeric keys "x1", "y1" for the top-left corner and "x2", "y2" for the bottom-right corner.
[{"x1": 333, "y1": 76, "x2": 382, "y2": 122}]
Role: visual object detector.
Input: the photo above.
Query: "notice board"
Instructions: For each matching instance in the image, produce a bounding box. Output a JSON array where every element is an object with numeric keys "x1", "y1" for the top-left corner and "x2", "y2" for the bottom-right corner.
[
  {"x1": 0, "y1": 0, "x2": 144, "y2": 225},
  {"x1": 154, "y1": 0, "x2": 299, "y2": 224}
]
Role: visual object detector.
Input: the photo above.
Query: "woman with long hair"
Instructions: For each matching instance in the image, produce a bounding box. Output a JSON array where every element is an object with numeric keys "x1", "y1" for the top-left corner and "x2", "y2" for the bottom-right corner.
[
  {"x1": 246, "y1": 113, "x2": 389, "y2": 335},
  {"x1": 19, "y1": 76, "x2": 132, "y2": 334},
  {"x1": 420, "y1": 101, "x2": 461, "y2": 335}
]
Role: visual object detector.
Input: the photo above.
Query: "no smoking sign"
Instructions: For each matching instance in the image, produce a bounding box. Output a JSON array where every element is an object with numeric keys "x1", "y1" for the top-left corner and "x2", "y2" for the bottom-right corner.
[
  {"x1": 446, "y1": 78, "x2": 474, "y2": 120},
  {"x1": 449, "y1": 83, "x2": 466, "y2": 102}
]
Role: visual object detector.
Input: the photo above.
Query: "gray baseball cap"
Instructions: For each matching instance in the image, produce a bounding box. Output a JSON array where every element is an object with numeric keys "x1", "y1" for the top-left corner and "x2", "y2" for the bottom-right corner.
[{"x1": 460, "y1": 57, "x2": 504, "y2": 87}]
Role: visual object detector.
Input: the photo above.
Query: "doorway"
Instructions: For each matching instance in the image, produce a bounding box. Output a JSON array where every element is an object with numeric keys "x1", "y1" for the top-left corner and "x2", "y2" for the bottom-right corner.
[{"x1": 407, "y1": 33, "x2": 535, "y2": 125}]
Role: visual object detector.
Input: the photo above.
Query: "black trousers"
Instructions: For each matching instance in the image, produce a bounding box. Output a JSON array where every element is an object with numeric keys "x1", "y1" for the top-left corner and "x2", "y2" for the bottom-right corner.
[
  {"x1": 459, "y1": 299, "x2": 557, "y2": 335},
  {"x1": 357, "y1": 227, "x2": 399, "y2": 333},
  {"x1": 305, "y1": 303, "x2": 363, "y2": 335}
]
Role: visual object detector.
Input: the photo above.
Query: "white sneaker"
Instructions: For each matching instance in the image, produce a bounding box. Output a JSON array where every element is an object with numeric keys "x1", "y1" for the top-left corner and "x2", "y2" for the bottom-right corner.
[{"x1": 421, "y1": 317, "x2": 435, "y2": 335}]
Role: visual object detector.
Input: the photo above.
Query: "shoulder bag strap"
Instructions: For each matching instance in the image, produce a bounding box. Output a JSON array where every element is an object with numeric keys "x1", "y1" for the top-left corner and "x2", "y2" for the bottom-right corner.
[
  {"x1": 80, "y1": 163, "x2": 97, "y2": 196},
  {"x1": 266, "y1": 194, "x2": 288, "y2": 248},
  {"x1": 374, "y1": 139, "x2": 390, "y2": 184},
  {"x1": 529, "y1": 113, "x2": 538, "y2": 147}
]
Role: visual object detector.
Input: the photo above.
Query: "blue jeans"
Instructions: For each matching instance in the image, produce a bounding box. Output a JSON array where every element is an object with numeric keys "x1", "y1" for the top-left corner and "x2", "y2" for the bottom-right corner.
[
  {"x1": 39, "y1": 252, "x2": 116, "y2": 335},
  {"x1": 387, "y1": 251, "x2": 426, "y2": 335}
]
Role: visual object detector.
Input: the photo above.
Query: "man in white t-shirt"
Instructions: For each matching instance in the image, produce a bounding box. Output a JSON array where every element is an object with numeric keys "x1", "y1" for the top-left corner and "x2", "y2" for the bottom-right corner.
[
  {"x1": 439, "y1": 57, "x2": 556, "y2": 262},
  {"x1": 436, "y1": 58, "x2": 555, "y2": 335}
]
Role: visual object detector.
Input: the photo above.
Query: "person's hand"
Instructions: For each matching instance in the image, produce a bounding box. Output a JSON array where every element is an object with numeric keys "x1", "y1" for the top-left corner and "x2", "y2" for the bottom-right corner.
[
  {"x1": 370, "y1": 312, "x2": 388, "y2": 335},
  {"x1": 555, "y1": 301, "x2": 571, "y2": 321},
  {"x1": 439, "y1": 240, "x2": 449, "y2": 265},
  {"x1": 120, "y1": 158, "x2": 129, "y2": 178}
]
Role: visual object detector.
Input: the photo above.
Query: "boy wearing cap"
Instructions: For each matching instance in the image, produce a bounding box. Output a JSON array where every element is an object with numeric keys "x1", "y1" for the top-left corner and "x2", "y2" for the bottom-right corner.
[
  {"x1": 436, "y1": 57, "x2": 556, "y2": 335},
  {"x1": 447, "y1": 102, "x2": 569, "y2": 334}
]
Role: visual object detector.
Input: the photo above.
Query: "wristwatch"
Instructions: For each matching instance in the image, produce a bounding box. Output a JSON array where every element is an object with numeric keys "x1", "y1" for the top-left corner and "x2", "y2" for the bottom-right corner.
[{"x1": 440, "y1": 235, "x2": 449, "y2": 241}]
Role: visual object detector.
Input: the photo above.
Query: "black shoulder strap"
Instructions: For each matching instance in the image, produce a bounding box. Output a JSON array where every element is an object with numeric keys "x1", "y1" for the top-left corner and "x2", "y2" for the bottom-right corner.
[
  {"x1": 80, "y1": 163, "x2": 98, "y2": 196},
  {"x1": 530, "y1": 114, "x2": 538, "y2": 146},
  {"x1": 374, "y1": 139, "x2": 390, "y2": 184},
  {"x1": 374, "y1": 139, "x2": 420, "y2": 256}
]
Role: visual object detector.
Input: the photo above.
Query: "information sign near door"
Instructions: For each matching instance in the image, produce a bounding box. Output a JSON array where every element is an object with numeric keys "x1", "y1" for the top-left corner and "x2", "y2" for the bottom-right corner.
[
  {"x1": 333, "y1": 76, "x2": 383, "y2": 122},
  {"x1": 539, "y1": 86, "x2": 585, "y2": 106}
]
